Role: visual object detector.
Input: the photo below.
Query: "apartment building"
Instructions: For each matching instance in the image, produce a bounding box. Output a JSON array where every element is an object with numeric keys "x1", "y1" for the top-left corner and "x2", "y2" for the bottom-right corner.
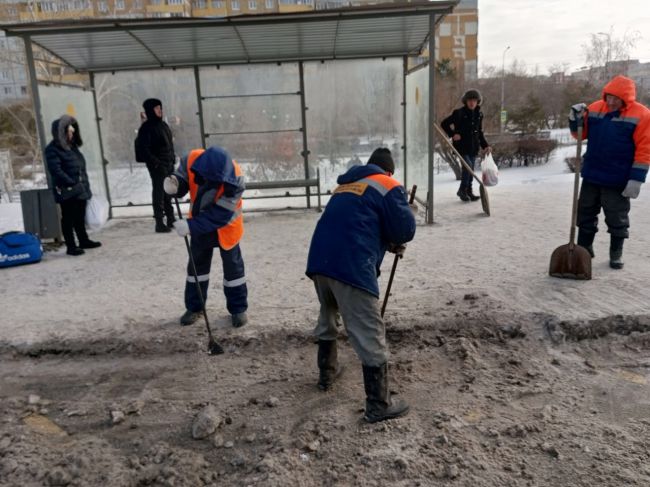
[
  {"x1": 0, "y1": 32, "x2": 27, "y2": 104},
  {"x1": 572, "y1": 59, "x2": 650, "y2": 96},
  {"x1": 434, "y1": 0, "x2": 477, "y2": 80},
  {"x1": 0, "y1": 0, "x2": 312, "y2": 21}
]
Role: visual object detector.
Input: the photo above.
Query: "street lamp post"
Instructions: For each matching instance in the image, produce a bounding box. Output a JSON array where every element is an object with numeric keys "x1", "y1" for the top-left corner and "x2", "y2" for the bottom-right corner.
[
  {"x1": 500, "y1": 45, "x2": 510, "y2": 134},
  {"x1": 597, "y1": 31, "x2": 611, "y2": 80}
]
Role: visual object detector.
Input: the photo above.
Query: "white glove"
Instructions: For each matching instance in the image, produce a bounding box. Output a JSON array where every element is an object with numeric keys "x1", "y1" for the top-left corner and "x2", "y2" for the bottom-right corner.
[
  {"x1": 622, "y1": 180, "x2": 642, "y2": 199},
  {"x1": 173, "y1": 219, "x2": 190, "y2": 237},
  {"x1": 409, "y1": 203, "x2": 419, "y2": 215},
  {"x1": 163, "y1": 175, "x2": 179, "y2": 195},
  {"x1": 568, "y1": 103, "x2": 587, "y2": 121}
]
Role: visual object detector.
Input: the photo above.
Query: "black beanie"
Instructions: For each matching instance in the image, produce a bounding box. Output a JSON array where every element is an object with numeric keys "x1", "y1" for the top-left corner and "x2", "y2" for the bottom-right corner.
[
  {"x1": 143, "y1": 98, "x2": 162, "y2": 111},
  {"x1": 367, "y1": 148, "x2": 395, "y2": 174},
  {"x1": 143, "y1": 98, "x2": 163, "y2": 120}
]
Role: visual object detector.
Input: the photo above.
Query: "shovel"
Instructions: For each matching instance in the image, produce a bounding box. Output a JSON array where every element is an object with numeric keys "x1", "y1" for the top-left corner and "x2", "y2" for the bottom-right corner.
[
  {"x1": 549, "y1": 125, "x2": 592, "y2": 280},
  {"x1": 381, "y1": 184, "x2": 417, "y2": 318},
  {"x1": 174, "y1": 197, "x2": 225, "y2": 355}
]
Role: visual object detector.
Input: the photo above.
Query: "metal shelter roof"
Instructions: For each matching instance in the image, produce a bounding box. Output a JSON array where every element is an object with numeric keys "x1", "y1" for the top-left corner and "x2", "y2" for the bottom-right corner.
[{"x1": 1, "y1": 1, "x2": 457, "y2": 73}]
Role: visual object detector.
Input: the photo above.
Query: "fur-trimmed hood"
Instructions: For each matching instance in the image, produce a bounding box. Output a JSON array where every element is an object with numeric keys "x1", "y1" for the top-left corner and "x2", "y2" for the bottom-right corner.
[{"x1": 51, "y1": 114, "x2": 82, "y2": 151}]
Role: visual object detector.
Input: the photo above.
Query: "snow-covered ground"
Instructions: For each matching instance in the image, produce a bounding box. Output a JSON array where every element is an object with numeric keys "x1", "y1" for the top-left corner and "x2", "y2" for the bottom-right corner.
[
  {"x1": 4, "y1": 141, "x2": 650, "y2": 487},
  {"x1": 2, "y1": 142, "x2": 650, "y2": 347}
]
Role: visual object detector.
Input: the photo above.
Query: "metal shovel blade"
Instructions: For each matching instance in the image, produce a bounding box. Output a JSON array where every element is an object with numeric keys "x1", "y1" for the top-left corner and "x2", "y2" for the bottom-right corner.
[
  {"x1": 549, "y1": 243, "x2": 592, "y2": 280},
  {"x1": 479, "y1": 184, "x2": 490, "y2": 216},
  {"x1": 208, "y1": 338, "x2": 225, "y2": 355}
]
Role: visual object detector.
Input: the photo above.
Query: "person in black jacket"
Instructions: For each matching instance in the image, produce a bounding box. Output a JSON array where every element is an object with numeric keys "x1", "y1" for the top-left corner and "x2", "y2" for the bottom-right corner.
[
  {"x1": 137, "y1": 98, "x2": 176, "y2": 233},
  {"x1": 45, "y1": 115, "x2": 101, "y2": 256},
  {"x1": 441, "y1": 89, "x2": 491, "y2": 202}
]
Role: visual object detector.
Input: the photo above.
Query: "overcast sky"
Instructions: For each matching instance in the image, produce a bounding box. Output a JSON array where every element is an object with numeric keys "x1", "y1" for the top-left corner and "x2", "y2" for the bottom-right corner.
[{"x1": 477, "y1": 0, "x2": 650, "y2": 75}]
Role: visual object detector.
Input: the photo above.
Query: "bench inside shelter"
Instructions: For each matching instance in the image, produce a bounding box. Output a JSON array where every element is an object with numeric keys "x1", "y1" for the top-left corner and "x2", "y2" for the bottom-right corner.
[{"x1": 244, "y1": 169, "x2": 321, "y2": 211}]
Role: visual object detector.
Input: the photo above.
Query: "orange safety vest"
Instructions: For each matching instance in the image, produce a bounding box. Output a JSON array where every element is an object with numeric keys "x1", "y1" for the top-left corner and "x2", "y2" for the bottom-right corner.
[{"x1": 186, "y1": 149, "x2": 244, "y2": 250}]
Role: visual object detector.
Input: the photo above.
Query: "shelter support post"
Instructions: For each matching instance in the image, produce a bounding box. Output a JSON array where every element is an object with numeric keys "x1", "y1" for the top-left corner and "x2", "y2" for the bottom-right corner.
[
  {"x1": 427, "y1": 14, "x2": 436, "y2": 224},
  {"x1": 298, "y1": 61, "x2": 311, "y2": 209},
  {"x1": 194, "y1": 66, "x2": 207, "y2": 149},
  {"x1": 89, "y1": 73, "x2": 113, "y2": 219},
  {"x1": 23, "y1": 36, "x2": 48, "y2": 181},
  {"x1": 402, "y1": 55, "x2": 408, "y2": 188}
]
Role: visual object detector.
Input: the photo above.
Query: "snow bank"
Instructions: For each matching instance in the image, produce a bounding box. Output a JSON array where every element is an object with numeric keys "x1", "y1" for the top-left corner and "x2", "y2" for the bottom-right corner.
[{"x1": 2, "y1": 142, "x2": 650, "y2": 348}]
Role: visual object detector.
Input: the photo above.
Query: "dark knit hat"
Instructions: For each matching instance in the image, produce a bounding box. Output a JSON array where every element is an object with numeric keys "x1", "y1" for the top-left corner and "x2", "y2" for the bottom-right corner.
[
  {"x1": 462, "y1": 89, "x2": 482, "y2": 105},
  {"x1": 142, "y1": 98, "x2": 163, "y2": 120},
  {"x1": 143, "y1": 98, "x2": 162, "y2": 111},
  {"x1": 367, "y1": 148, "x2": 395, "y2": 174}
]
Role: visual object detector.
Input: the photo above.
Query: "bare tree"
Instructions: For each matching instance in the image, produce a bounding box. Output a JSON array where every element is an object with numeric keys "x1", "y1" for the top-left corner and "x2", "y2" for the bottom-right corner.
[{"x1": 581, "y1": 27, "x2": 641, "y2": 79}]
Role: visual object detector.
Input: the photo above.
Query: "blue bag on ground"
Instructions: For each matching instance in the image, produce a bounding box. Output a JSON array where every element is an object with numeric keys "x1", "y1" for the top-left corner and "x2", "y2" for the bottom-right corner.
[{"x1": 0, "y1": 232, "x2": 43, "y2": 268}]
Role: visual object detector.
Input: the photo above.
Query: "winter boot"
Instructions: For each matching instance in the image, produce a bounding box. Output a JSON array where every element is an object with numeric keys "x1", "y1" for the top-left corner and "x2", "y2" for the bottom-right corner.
[
  {"x1": 456, "y1": 187, "x2": 470, "y2": 202},
  {"x1": 317, "y1": 340, "x2": 344, "y2": 391},
  {"x1": 66, "y1": 247, "x2": 85, "y2": 256},
  {"x1": 79, "y1": 239, "x2": 102, "y2": 249},
  {"x1": 180, "y1": 310, "x2": 201, "y2": 326},
  {"x1": 609, "y1": 236, "x2": 625, "y2": 269},
  {"x1": 362, "y1": 363, "x2": 410, "y2": 423},
  {"x1": 577, "y1": 230, "x2": 595, "y2": 258},
  {"x1": 231, "y1": 312, "x2": 248, "y2": 328},
  {"x1": 155, "y1": 217, "x2": 171, "y2": 233},
  {"x1": 166, "y1": 215, "x2": 176, "y2": 229},
  {"x1": 466, "y1": 187, "x2": 480, "y2": 201}
]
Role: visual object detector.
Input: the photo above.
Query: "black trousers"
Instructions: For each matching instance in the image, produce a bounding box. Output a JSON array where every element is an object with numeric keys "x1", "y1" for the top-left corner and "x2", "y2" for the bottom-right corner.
[
  {"x1": 577, "y1": 180, "x2": 630, "y2": 238},
  {"x1": 147, "y1": 165, "x2": 174, "y2": 221},
  {"x1": 60, "y1": 198, "x2": 89, "y2": 249}
]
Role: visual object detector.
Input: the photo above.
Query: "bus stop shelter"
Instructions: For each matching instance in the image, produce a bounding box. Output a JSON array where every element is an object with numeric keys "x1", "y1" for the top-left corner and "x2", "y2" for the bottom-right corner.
[{"x1": 2, "y1": 0, "x2": 459, "y2": 225}]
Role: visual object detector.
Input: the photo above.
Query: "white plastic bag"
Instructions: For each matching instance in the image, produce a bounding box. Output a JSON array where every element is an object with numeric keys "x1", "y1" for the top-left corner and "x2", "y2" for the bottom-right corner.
[
  {"x1": 481, "y1": 153, "x2": 499, "y2": 187},
  {"x1": 85, "y1": 195, "x2": 109, "y2": 231}
]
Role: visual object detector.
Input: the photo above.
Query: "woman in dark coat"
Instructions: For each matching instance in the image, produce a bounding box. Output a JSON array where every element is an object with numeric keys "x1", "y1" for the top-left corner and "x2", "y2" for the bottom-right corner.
[{"x1": 45, "y1": 115, "x2": 101, "y2": 256}]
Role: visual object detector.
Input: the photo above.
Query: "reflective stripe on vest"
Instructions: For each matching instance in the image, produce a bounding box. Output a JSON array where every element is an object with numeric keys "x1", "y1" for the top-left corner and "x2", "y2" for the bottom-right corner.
[
  {"x1": 186, "y1": 149, "x2": 244, "y2": 250},
  {"x1": 334, "y1": 173, "x2": 402, "y2": 197}
]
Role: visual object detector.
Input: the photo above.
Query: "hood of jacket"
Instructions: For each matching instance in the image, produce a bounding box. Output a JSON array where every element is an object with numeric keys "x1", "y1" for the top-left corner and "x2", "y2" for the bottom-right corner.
[
  {"x1": 143, "y1": 98, "x2": 163, "y2": 121},
  {"x1": 337, "y1": 163, "x2": 388, "y2": 185},
  {"x1": 51, "y1": 114, "x2": 82, "y2": 151},
  {"x1": 602, "y1": 75, "x2": 636, "y2": 107},
  {"x1": 191, "y1": 146, "x2": 240, "y2": 186}
]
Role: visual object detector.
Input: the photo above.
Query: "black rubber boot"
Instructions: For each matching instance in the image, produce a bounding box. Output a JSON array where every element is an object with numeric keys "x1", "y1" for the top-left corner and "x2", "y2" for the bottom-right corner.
[
  {"x1": 609, "y1": 236, "x2": 625, "y2": 269},
  {"x1": 466, "y1": 187, "x2": 480, "y2": 201},
  {"x1": 231, "y1": 312, "x2": 248, "y2": 328},
  {"x1": 155, "y1": 217, "x2": 171, "y2": 233},
  {"x1": 166, "y1": 215, "x2": 176, "y2": 229},
  {"x1": 362, "y1": 363, "x2": 409, "y2": 423},
  {"x1": 456, "y1": 187, "x2": 470, "y2": 202},
  {"x1": 317, "y1": 340, "x2": 343, "y2": 391},
  {"x1": 577, "y1": 230, "x2": 595, "y2": 258},
  {"x1": 180, "y1": 310, "x2": 201, "y2": 326}
]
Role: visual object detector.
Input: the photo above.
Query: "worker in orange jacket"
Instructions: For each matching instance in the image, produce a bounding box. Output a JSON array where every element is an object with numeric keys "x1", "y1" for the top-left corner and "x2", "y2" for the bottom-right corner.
[
  {"x1": 164, "y1": 146, "x2": 248, "y2": 327},
  {"x1": 569, "y1": 75, "x2": 650, "y2": 269}
]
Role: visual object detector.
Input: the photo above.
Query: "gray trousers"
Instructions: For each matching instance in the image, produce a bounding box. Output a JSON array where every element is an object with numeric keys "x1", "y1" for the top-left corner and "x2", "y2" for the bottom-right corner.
[
  {"x1": 577, "y1": 180, "x2": 630, "y2": 238},
  {"x1": 312, "y1": 275, "x2": 387, "y2": 367}
]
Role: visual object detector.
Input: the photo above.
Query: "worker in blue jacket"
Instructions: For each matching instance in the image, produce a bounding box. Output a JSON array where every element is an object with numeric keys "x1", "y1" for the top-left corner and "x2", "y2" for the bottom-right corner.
[{"x1": 306, "y1": 148, "x2": 416, "y2": 423}]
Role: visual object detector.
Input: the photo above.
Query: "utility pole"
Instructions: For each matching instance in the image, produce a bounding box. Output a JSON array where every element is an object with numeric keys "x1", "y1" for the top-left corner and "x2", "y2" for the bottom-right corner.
[
  {"x1": 596, "y1": 31, "x2": 613, "y2": 80},
  {"x1": 500, "y1": 45, "x2": 510, "y2": 134}
]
